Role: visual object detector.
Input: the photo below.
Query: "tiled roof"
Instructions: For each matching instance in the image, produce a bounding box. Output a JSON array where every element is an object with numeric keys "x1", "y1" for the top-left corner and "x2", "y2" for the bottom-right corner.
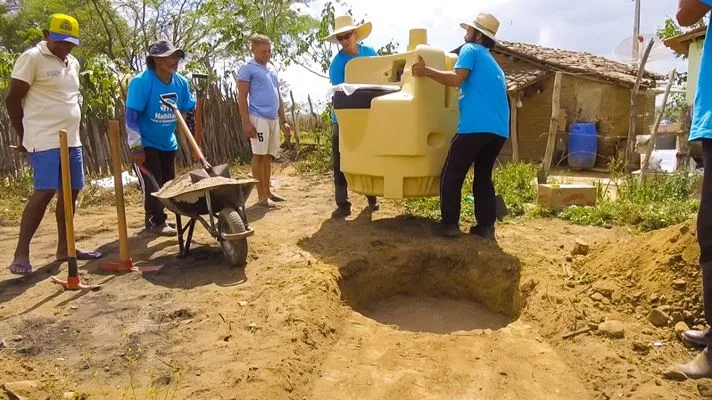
[
  {"x1": 492, "y1": 53, "x2": 550, "y2": 92},
  {"x1": 494, "y1": 40, "x2": 661, "y2": 89}
]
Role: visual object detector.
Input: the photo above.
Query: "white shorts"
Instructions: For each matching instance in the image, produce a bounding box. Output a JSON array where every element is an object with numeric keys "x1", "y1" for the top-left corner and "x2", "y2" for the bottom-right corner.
[{"x1": 249, "y1": 115, "x2": 281, "y2": 157}]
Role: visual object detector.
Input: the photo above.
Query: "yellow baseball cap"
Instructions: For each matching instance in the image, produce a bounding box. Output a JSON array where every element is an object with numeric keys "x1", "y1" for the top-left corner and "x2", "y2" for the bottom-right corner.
[{"x1": 47, "y1": 13, "x2": 80, "y2": 45}]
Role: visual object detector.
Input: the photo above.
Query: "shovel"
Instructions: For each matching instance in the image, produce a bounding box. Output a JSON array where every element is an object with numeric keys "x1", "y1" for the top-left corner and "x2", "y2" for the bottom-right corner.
[{"x1": 159, "y1": 93, "x2": 229, "y2": 179}]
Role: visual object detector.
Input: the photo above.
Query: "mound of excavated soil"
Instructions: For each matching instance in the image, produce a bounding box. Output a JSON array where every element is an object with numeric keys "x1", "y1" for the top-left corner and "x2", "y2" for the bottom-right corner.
[{"x1": 578, "y1": 221, "x2": 704, "y2": 330}]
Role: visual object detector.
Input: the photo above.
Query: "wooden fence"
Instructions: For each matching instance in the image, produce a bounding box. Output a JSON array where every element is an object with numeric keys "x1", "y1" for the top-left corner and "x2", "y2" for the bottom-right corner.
[
  {"x1": 0, "y1": 83, "x2": 326, "y2": 178},
  {"x1": 0, "y1": 83, "x2": 329, "y2": 178}
]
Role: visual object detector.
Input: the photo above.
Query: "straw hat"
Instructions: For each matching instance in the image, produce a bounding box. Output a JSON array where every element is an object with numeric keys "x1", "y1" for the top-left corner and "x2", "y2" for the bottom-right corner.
[
  {"x1": 322, "y1": 15, "x2": 372, "y2": 44},
  {"x1": 460, "y1": 12, "x2": 500, "y2": 40}
]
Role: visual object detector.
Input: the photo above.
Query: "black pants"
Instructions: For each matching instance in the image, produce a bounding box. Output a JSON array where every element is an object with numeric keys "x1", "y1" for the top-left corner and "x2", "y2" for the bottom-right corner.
[
  {"x1": 440, "y1": 133, "x2": 506, "y2": 227},
  {"x1": 699, "y1": 140, "x2": 712, "y2": 331},
  {"x1": 134, "y1": 147, "x2": 176, "y2": 228},
  {"x1": 332, "y1": 123, "x2": 376, "y2": 207}
]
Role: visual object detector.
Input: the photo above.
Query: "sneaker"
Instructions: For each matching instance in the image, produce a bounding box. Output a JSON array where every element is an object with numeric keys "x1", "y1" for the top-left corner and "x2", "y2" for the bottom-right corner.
[
  {"x1": 435, "y1": 223, "x2": 461, "y2": 238},
  {"x1": 146, "y1": 222, "x2": 177, "y2": 236},
  {"x1": 469, "y1": 225, "x2": 495, "y2": 240},
  {"x1": 331, "y1": 205, "x2": 352, "y2": 219}
]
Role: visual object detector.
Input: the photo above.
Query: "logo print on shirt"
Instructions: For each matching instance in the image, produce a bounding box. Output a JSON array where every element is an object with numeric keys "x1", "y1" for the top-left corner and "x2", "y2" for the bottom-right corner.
[{"x1": 154, "y1": 92, "x2": 178, "y2": 123}]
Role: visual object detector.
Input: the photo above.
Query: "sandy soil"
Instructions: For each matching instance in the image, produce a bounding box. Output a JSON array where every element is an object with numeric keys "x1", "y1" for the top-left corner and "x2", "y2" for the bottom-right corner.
[{"x1": 0, "y1": 165, "x2": 709, "y2": 399}]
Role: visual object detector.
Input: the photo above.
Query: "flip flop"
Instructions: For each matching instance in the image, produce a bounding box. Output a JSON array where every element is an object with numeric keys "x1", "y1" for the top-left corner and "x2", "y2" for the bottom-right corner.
[
  {"x1": 56, "y1": 250, "x2": 104, "y2": 262},
  {"x1": 8, "y1": 261, "x2": 32, "y2": 275},
  {"x1": 256, "y1": 199, "x2": 278, "y2": 209},
  {"x1": 77, "y1": 250, "x2": 103, "y2": 260},
  {"x1": 269, "y1": 194, "x2": 287, "y2": 202}
]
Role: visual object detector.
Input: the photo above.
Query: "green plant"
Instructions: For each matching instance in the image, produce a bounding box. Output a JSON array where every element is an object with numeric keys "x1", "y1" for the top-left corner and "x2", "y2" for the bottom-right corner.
[
  {"x1": 296, "y1": 129, "x2": 333, "y2": 175},
  {"x1": 558, "y1": 170, "x2": 701, "y2": 231},
  {"x1": 402, "y1": 161, "x2": 540, "y2": 223},
  {"x1": 493, "y1": 162, "x2": 539, "y2": 216}
]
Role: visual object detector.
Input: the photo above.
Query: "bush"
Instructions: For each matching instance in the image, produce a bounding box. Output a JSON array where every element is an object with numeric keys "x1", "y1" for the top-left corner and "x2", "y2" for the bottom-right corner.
[
  {"x1": 295, "y1": 130, "x2": 333, "y2": 175},
  {"x1": 493, "y1": 162, "x2": 539, "y2": 216},
  {"x1": 558, "y1": 171, "x2": 700, "y2": 231},
  {"x1": 402, "y1": 161, "x2": 539, "y2": 223}
]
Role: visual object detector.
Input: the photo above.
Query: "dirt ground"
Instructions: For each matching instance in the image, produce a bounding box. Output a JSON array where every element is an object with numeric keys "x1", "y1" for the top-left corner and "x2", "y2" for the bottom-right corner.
[{"x1": 0, "y1": 165, "x2": 710, "y2": 399}]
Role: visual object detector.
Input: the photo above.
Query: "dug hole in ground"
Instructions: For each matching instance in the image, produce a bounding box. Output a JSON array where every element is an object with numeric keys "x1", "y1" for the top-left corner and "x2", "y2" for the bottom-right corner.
[{"x1": 0, "y1": 166, "x2": 709, "y2": 399}]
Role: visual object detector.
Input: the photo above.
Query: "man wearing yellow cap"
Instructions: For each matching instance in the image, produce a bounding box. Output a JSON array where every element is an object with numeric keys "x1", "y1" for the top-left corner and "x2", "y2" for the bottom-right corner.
[{"x1": 4, "y1": 13, "x2": 101, "y2": 276}]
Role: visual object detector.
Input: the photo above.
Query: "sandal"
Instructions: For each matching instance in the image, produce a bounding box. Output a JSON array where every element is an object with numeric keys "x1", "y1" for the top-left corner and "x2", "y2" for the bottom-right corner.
[
  {"x1": 9, "y1": 261, "x2": 32, "y2": 275},
  {"x1": 56, "y1": 249, "x2": 103, "y2": 262},
  {"x1": 256, "y1": 199, "x2": 278, "y2": 209},
  {"x1": 269, "y1": 193, "x2": 287, "y2": 202}
]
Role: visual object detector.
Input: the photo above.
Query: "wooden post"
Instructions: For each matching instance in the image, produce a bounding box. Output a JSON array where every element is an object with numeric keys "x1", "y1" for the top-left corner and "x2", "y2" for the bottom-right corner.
[
  {"x1": 509, "y1": 93, "x2": 520, "y2": 162},
  {"x1": 541, "y1": 72, "x2": 563, "y2": 182},
  {"x1": 626, "y1": 39, "x2": 655, "y2": 172},
  {"x1": 288, "y1": 90, "x2": 300, "y2": 146},
  {"x1": 641, "y1": 69, "x2": 676, "y2": 179},
  {"x1": 676, "y1": 105, "x2": 692, "y2": 171}
]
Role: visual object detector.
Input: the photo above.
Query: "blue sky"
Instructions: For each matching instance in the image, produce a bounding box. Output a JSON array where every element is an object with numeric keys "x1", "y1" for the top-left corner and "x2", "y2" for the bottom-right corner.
[{"x1": 282, "y1": 1, "x2": 690, "y2": 108}]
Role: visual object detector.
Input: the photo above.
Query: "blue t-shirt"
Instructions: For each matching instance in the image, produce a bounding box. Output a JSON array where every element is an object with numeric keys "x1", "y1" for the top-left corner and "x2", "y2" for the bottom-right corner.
[
  {"x1": 454, "y1": 43, "x2": 510, "y2": 138},
  {"x1": 691, "y1": 8, "x2": 712, "y2": 141},
  {"x1": 125, "y1": 69, "x2": 196, "y2": 151},
  {"x1": 237, "y1": 60, "x2": 280, "y2": 119},
  {"x1": 329, "y1": 43, "x2": 378, "y2": 124}
]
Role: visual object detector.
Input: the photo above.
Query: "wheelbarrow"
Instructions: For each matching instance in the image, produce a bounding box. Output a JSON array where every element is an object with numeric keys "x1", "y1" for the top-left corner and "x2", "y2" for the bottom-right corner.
[{"x1": 153, "y1": 170, "x2": 258, "y2": 266}]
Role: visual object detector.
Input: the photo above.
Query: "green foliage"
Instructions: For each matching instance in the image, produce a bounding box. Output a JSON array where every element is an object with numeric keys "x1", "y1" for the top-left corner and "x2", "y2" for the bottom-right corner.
[
  {"x1": 493, "y1": 162, "x2": 539, "y2": 216},
  {"x1": 296, "y1": 130, "x2": 333, "y2": 174},
  {"x1": 402, "y1": 162, "x2": 540, "y2": 223},
  {"x1": 79, "y1": 54, "x2": 123, "y2": 119},
  {"x1": 559, "y1": 171, "x2": 700, "y2": 231},
  {"x1": 0, "y1": 52, "x2": 18, "y2": 90}
]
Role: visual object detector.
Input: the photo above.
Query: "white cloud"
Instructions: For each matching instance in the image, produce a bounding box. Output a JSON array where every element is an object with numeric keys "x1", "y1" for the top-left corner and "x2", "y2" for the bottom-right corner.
[{"x1": 283, "y1": 0, "x2": 689, "y2": 108}]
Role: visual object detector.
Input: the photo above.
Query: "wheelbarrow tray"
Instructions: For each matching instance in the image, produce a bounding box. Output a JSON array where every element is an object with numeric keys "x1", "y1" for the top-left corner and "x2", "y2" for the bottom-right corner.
[{"x1": 153, "y1": 177, "x2": 257, "y2": 218}]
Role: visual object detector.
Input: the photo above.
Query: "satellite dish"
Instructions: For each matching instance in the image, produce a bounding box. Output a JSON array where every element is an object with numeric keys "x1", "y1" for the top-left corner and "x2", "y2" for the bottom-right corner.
[{"x1": 613, "y1": 33, "x2": 668, "y2": 65}]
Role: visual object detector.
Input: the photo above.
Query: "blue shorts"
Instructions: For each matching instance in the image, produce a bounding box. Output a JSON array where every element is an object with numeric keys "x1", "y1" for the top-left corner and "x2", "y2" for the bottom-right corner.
[{"x1": 29, "y1": 147, "x2": 85, "y2": 191}]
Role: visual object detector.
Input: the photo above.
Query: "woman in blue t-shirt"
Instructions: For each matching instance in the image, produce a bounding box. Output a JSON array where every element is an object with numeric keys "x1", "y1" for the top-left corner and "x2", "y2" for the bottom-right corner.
[
  {"x1": 412, "y1": 13, "x2": 509, "y2": 239},
  {"x1": 322, "y1": 15, "x2": 380, "y2": 219}
]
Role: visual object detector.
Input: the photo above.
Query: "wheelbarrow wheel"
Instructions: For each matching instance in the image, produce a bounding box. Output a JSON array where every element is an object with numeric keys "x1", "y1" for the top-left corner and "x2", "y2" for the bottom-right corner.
[{"x1": 218, "y1": 207, "x2": 248, "y2": 266}]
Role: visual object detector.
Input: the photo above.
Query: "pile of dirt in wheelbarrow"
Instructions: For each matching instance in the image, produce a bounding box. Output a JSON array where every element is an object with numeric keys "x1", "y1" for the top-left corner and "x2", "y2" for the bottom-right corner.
[
  {"x1": 575, "y1": 220, "x2": 704, "y2": 332},
  {"x1": 154, "y1": 171, "x2": 255, "y2": 199}
]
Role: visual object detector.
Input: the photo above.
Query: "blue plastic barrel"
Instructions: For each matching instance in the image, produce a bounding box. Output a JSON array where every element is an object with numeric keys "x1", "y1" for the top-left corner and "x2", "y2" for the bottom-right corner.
[{"x1": 567, "y1": 122, "x2": 598, "y2": 169}]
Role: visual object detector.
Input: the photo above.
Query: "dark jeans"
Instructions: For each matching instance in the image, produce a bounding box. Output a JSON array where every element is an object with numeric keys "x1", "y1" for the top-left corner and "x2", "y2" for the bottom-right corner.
[
  {"x1": 440, "y1": 133, "x2": 506, "y2": 226},
  {"x1": 699, "y1": 140, "x2": 712, "y2": 333},
  {"x1": 134, "y1": 147, "x2": 176, "y2": 228},
  {"x1": 332, "y1": 123, "x2": 376, "y2": 208}
]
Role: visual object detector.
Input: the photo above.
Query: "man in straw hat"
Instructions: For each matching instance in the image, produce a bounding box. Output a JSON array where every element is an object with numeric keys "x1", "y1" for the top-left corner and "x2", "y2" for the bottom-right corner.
[
  {"x1": 666, "y1": 0, "x2": 712, "y2": 379},
  {"x1": 125, "y1": 39, "x2": 196, "y2": 236},
  {"x1": 323, "y1": 15, "x2": 381, "y2": 219},
  {"x1": 5, "y1": 13, "x2": 103, "y2": 275},
  {"x1": 412, "y1": 12, "x2": 509, "y2": 238}
]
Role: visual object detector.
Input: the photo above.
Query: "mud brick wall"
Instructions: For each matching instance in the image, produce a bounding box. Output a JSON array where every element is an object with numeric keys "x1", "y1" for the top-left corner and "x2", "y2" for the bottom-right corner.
[{"x1": 503, "y1": 74, "x2": 654, "y2": 167}]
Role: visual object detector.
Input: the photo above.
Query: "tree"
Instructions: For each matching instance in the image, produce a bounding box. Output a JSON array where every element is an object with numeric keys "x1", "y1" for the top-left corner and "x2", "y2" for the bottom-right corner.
[
  {"x1": 656, "y1": 17, "x2": 707, "y2": 122},
  {"x1": 0, "y1": 0, "x2": 132, "y2": 59}
]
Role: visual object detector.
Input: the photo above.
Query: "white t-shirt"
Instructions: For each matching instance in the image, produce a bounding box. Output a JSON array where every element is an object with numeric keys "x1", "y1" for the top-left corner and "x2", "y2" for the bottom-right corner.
[{"x1": 10, "y1": 41, "x2": 82, "y2": 152}]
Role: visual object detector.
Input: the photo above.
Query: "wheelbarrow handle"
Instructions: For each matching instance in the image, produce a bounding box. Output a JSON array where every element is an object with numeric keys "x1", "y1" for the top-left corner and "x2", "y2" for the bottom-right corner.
[{"x1": 137, "y1": 164, "x2": 161, "y2": 189}]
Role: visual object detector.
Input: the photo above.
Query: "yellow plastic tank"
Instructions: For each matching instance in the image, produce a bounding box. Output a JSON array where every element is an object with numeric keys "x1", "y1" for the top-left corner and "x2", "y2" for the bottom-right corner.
[{"x1": 333, "y1": 29, "x2": 459, "y2": 199}]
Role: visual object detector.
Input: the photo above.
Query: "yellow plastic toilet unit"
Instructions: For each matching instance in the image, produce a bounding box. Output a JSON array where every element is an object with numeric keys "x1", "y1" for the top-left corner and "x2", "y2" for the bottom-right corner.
[{"x1": 333, "y1": 29, "x2": 459, "y2": 199}]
